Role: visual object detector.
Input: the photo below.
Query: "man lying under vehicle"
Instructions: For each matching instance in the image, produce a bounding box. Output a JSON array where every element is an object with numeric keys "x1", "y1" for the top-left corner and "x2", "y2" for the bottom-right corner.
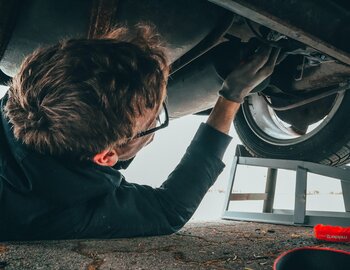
[{"x1": 0, "y1": 25, "x2": 279, "y2": 240}]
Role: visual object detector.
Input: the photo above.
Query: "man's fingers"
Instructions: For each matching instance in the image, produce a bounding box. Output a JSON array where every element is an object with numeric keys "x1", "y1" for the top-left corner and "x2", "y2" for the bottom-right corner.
[
  {"x1": 248, "y1": 46, "x2": 272, "y2": 73},
  {"x1": 266, "y1": 47, "x2": 281, "y2": 68},
  {"x1": 257, "y1": 47, "x2": 281, "y2": 77}
]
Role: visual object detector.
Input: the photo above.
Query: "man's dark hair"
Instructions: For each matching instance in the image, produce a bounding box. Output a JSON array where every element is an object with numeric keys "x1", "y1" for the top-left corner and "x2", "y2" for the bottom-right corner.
[{"x1": 4, "y1": 24, "x2": 169, "y2": 159}]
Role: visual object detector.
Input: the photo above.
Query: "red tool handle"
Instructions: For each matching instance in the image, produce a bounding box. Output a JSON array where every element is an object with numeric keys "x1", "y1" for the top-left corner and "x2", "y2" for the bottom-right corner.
[{"x1": 314, "y1": 224, "x2": 350, "y2": 242}]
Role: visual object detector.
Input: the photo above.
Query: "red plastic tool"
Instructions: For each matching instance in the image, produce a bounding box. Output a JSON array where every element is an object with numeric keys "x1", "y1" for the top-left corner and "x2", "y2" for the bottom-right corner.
[{"x1": 314, "y1": 224, "x2": 350, "y2": 242}]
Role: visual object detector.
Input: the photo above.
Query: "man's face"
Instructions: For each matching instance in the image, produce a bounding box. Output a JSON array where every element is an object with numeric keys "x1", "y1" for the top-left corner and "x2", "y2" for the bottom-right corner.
[{"x1": 115, "y1": 105, "x2": 160, "y2": 161}]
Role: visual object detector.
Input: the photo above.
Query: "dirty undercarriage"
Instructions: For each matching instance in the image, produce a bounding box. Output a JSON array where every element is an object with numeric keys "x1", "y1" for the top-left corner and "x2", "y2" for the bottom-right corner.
[{"x1": 0, "y1": 0, "x2": 349, "y2": 165}]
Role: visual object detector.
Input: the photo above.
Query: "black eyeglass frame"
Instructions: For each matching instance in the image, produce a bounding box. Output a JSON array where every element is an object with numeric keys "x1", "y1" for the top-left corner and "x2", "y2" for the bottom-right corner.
[{"x1": 134, "y1": 102, "x2": 169, "y2": 139}]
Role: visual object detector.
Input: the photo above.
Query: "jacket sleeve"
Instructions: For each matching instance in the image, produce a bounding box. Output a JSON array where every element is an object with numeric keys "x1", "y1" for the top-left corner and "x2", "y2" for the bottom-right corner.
[{"x1": 74, "y1": 123, "x2": 232, "y2": 239}]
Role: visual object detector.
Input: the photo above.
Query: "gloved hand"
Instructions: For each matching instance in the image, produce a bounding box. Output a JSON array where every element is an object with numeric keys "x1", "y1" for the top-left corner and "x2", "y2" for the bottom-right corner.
[{"x1": 218, "y1": 46, "x2": 280, "y2": 103}]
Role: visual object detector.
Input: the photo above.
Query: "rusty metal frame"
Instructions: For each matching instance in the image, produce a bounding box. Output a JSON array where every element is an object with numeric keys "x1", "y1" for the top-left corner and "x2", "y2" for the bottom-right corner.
[{"x1": 209, "y1": 0, "x2": 350, "y2": 65}]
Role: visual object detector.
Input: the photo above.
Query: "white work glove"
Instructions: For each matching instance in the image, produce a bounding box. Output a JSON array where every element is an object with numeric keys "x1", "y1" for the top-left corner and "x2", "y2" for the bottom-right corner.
[{"x1": 219, "y1": 46, "x2": 280, "y2": 103}]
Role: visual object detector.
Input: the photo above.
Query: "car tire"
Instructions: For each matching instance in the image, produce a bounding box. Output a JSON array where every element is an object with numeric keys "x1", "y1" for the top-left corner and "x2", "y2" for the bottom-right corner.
[{"x1": 234, "y1": 91, "x2": 350, "y2": 166}]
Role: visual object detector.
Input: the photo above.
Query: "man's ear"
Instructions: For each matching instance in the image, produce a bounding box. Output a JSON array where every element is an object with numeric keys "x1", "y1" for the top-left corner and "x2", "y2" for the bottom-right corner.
[{"x1": 93, "y1": 149, "x2": 119, "y2": 167}]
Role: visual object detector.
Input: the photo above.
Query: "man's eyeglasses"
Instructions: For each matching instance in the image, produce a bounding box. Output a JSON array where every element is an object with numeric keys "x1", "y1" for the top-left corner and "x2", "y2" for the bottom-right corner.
[{"x1": 134, "y1": 102, "x2": 169, "y2": 139}]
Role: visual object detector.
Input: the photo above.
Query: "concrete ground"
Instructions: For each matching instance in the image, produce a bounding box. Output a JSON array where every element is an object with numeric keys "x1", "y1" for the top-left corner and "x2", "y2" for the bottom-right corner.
[{"x1": 0, "y1": 221, "x2": 349, "y2": 270}]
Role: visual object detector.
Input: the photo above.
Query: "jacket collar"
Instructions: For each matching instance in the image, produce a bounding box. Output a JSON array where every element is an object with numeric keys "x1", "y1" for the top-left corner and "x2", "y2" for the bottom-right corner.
[{"x1": 1, "y1": 93, "x2": 28, "y2": 161}]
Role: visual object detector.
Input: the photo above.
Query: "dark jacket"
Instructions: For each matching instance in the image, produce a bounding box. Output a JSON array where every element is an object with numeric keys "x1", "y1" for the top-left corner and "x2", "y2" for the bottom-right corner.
[{"x1": 0, "y1": 94, "x2": 231, "y2": 241}]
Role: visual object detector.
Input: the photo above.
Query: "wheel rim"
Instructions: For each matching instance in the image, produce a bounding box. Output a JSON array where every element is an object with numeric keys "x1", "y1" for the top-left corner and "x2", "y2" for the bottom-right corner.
[{"x1": 242, "y1": 92, "x2": 345, "y2": 146}]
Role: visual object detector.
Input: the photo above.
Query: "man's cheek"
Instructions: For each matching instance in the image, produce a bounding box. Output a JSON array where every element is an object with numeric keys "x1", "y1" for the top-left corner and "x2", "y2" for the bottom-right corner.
[{"x1": 146, "y1": 134, "x2": 155, "y2": 145}]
